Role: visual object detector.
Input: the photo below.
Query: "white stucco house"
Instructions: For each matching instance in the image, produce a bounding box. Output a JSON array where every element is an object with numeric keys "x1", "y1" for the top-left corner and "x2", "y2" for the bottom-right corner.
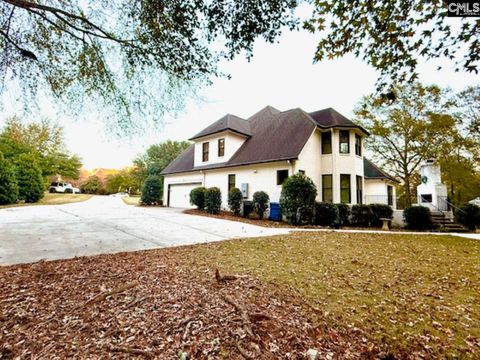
[{"x1": 161, "y1": 106, "x2": 398, "y2": 209}]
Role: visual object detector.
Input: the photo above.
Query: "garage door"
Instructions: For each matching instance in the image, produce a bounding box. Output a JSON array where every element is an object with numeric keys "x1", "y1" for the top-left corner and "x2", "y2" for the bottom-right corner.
[{"x1": 168, "y1": 183, "x2": 201, "y2": 208}]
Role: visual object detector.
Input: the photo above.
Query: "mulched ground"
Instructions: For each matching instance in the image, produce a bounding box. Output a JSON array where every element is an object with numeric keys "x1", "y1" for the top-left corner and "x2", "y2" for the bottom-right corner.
[{"x1": 0, "y1": 246, "x2": 387, "y2": 359}]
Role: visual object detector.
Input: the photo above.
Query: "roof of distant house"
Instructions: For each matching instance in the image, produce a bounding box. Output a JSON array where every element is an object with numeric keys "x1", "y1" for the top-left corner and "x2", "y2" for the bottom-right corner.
[{"x1": 162, "y1": 106, "x2": 370, "y2": 175}]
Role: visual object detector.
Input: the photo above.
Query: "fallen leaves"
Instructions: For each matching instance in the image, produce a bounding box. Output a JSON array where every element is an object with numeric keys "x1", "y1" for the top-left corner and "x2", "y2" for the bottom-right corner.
[{"x1": 0, "y1": 247, "x2": 382, "y2": 359}]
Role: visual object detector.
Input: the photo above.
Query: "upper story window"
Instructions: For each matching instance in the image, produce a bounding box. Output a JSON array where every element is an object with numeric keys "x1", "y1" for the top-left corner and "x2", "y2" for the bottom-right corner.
[
  {"x1": 321, "y1": 132, "x2": 332, "y2": 154},
  {"x1": 218, "y1": 138, "x2": 225, "y2": 157},
  {"x1": 355, "y1": 134, "x2": 362, "y2": 156},
  {"x1": 202, "y1": 142, "x2": 209, "y2": 162},
  {"x1": 339, "y1": 130, "x2": 350, "y2": 154},
  {"x1": 277, "y1": 170, "x2": 289, "y2": 185}
]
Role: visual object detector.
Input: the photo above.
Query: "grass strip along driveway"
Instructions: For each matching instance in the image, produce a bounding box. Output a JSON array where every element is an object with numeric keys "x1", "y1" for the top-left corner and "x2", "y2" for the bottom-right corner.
[
  {"x1": 1, "y1": 232, "x2": 478, "y2": 358},
  {"x1": 0, "y1": 193, "x2": 92, "y2": 209}
]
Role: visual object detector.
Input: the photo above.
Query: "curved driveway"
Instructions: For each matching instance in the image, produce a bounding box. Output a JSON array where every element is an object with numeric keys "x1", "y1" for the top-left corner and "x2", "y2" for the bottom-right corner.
[{"x1": 0, "y1": 196, "x2": 289, "y2": 266}]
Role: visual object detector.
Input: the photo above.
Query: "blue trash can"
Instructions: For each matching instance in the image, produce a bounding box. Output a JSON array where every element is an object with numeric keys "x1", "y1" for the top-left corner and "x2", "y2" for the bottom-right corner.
[{"x1": 269, "y1": 202, "x2": 282, "y2": 221}]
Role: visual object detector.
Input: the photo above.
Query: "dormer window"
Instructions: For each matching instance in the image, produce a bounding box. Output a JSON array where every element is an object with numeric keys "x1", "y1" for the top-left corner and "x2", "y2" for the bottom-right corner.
[
  {"x1": 202, "y1": 142, "x2": 209, "y2": 162},
  {"x1": 339, "y1": 130, "x2": 350, "y2": 154},
  {"x1": 218, "y1": 138, "x2": 225, "y2": 157}
]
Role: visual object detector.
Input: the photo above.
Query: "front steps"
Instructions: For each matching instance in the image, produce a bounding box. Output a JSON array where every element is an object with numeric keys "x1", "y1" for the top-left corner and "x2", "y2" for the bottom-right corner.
[{"x1": 431, "y1": 212, "x2": 466, "y2": 232}]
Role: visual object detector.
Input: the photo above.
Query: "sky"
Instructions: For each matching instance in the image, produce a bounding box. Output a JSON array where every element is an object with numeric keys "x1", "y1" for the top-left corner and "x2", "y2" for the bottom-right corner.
[{"x1": 2, "y1": 24, "x2": 479, "y2": 170}]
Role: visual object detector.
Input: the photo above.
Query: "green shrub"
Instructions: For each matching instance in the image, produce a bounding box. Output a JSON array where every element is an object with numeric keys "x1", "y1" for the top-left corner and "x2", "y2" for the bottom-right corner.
[
  {"x1": 351, "y1": 204, "x2": 373, "y2": 227},
  {"x1": 205, "y1": 187, "x2": 221, "y2": 214},
  {"x1": 14, "y1": 154, "x2": 44, "y2": 203},
  {"x1": 0, "y1": 154, "x2": 18, "y2": 205},
  {"x1": 190, "y1": 187, "x2": 207, "y2": 210},
  {"x1": 336, "y1": 203, "x2": 351, "y2": 226},
  {"x1": 369, "y1": 203, "x2": 393, "y2": 227},
  {"x1": 314, "y1": 202, "x2": 339, "y2": 226},
  {"x1": 403, "y1": 206, "x2": 432, "y2": 230},
  {"x1": 280, "y1": 173, "x2": 317, "y2": 225},
  {"x1": 80, "y1": 175, "x2": 103, "y2": 194},
  {"x1": 455, "y1": 203, "x2": 480, "y2": 231},
  {"x1": 228, "y1": 188, "x2": 243, "y2": 215},
  {"x1": 140, "y1": 175, "x2": 162, "y2": 205},
  {"x1": 253, "y1": 191, "x2": 270, "y2": 219}
]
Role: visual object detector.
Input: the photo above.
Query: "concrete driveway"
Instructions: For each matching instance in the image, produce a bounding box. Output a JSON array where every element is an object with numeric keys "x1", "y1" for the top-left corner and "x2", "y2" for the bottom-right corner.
[{"x1": 0, "y1": 196, "x2": 289, "y2": 266}]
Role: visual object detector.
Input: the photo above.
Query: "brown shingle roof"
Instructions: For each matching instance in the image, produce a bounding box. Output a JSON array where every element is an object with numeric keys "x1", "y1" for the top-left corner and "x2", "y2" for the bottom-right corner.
[
  {"x1": 364, "y1": 158, "x2": 398, "y2": 182},
  {"x1": 309, "y1": 108, "x2": 369, "y2": 135},
  {"x1": 161, "y1": 106, "x2": 372, "y2": 175},
  {"x1": 189, "y1": 114, "x2": 251, "y2": 140}
]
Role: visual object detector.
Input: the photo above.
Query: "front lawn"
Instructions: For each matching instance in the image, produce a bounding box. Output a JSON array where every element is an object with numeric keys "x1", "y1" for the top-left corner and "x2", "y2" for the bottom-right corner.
[
  {"x1": 0, "y1": 192, "x2": 92, "y2": 209},
  {"x1": 1, "y1": 232, "x2": 478, "y2": 358},
  {"x1": 191, "y1": 232, "x2": 480, "y2": 358}
]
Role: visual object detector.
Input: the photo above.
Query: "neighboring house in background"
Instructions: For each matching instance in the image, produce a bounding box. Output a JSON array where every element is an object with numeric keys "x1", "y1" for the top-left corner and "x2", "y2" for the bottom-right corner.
[{"x1": 161, "y1": 106, "x2": 397, "y2": 209}]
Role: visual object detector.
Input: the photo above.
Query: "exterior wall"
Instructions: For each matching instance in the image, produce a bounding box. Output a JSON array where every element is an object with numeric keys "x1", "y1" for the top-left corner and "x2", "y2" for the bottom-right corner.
[
  {"x1": 163, "y1": 172, "x2": 204, "y2": 205},
  {"x1": 416, "y1": 161, "x2": 448, "y2": 210},
  {"x1": 293, "y1": 129, "x2": 322, "y2": 200},
  {"x1": 204, "y1": 161, "x2": 292, "y2": 207},
  {"x1": 193, "y1": 131, "x2": 247, "y2": 167},
  {"x1": 318, "y1": 128, "x2": 365, "y2": 204},
  {"x1": 364, "y1": 179, "x2": 397, "y2": 209},
  {"x1": 163, "y1": 161, "x2": 293, "y2": 208}
]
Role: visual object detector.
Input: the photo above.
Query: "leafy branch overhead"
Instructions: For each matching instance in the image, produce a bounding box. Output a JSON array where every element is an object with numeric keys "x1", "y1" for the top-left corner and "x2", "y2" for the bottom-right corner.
[
  {"x1": 0, "y1": 0, "x2": 298, "y2": 130},
  {"x1": 305, "y1": 1, "x2": 480, "y2": 88}
]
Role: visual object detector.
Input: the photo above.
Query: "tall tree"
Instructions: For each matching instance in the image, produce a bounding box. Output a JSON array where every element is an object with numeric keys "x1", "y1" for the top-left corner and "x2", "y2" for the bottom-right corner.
[
  {"x1": 305, "y1": 1, "x2": 480, "y2": 90},
  {"x1": 0, "y1": 0, "x2": 298, "y2": 131},
  {"x1": 133, "y1": 140, "x2": 190, "y2": 181},
  {"x1": 0, "y1": 116, "x2": 82, "y2": 178},
  {"x1": 355, "y1": 83, "x2": 458, "y2": 206}
]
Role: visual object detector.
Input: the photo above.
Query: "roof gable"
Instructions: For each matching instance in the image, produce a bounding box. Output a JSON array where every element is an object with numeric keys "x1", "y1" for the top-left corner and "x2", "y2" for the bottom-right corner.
[
  {"x1": 309, "y1": 108, "x2": 369, "y2": 135},
  {"x1": 364, "y1": 158, "x2": 398, "y2": 182},
  {"x1": 189, "y1": 114, "x2": 251, "y2": 140}
]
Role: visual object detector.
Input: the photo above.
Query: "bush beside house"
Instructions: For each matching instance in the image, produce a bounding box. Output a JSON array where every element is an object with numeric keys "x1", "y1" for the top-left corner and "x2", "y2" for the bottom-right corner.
[
  {"x1": 280, "y1": 174, "x2": 317, "y2": 225},
  {"x1": 205, "y1": 187, "x2": 221, "y2": 214},
  {"x1": 140, "y1": 175, "x2": 162, "y2": 205},
  {"x1": 455, "y1": 203, "x2": 480, "y2": 231},
  {"x1": 190, "y1": 187, "x2": 207, "y2": 210},
  {"x1": 404, "y1": 206, "x2": 432, "y2": 230},
  {"x1": 253, "y1": 191, "x2": 269, "y2": 219},
  {"x1": 228, "y1": 188, "x2": 243, "y2": 215},
  {"x1": 369, "y1": 203, "x2": 394, "y2": 227},
  {"x1": 314, "y1": 202, "x2": 339, "y2": 226},
  {"x1": 351, "y1": 205, "x2": 373, "y2": 227},
  {"x1": 336, "y1": 203, "x2": 351, "y2": 226}
]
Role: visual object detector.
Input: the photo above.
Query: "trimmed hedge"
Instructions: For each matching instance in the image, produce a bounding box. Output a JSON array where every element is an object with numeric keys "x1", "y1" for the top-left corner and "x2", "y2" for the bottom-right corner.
[
  {"x1": 336, "y1": 203, "x2": 351, "y2": 226},
  {"x1": 205, "y1": 187, "x2": 221, "y2": 214},
  {"x1": 190, "y1": 187, "x2": 206, "y2": 210},
  {"x1": 314, "y1": 202, "x2": 339, "y2": 226},
  {"x1": 280, "y1": 173, "x2": 317, "y2": 225},
  {"x1": 253, "y1": 191, "x2": 269, "y2": 219},
  {"x1": 455, "y1": 203, "x2": 480, "y2": 231},
  {"x1": 351, "y1": 204, "x2": 373, "y2": 227},
  {"x1": 228, "y1": 187, "x2": 243, "y2": 215},
  {"x1": 403, "y1": 206, "x2": 432, "y2": 230},
  {"x1": 369, "y1": 203, "x2": 393, "y2": 227}
]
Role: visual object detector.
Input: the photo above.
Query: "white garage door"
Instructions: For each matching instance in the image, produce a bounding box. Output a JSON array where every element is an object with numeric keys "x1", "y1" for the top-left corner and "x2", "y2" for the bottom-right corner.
[{"x1": 168, "y1": 183, "x2": 201, "y2": 208}]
